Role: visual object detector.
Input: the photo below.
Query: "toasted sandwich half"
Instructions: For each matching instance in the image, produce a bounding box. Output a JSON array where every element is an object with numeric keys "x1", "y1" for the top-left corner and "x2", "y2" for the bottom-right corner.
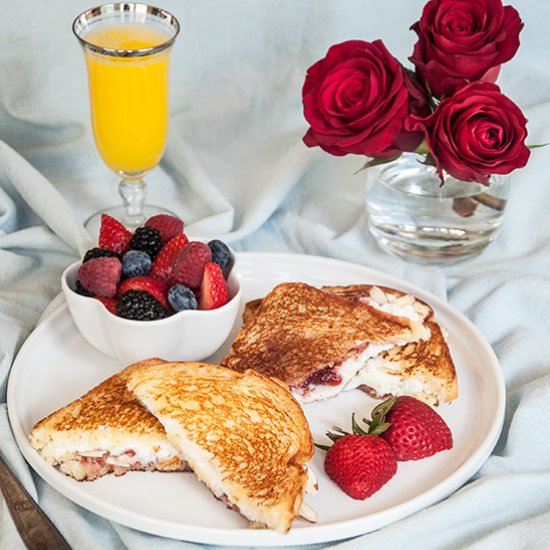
[
  {"x1": 126, "y1": 361, "x2": 316, "y2": 534},
  {"x1": 29, "y1": 358, "x2": 188, "y2": 481},
  {"x1": 221, "y1": 282, "x2": 427, "y2": 403},
  {"x1": 332, "y1": 285, "x2": 457, "y2": 405},
  {"x1": 231, "y1": 283, "x2": 457, "y2": 405}
]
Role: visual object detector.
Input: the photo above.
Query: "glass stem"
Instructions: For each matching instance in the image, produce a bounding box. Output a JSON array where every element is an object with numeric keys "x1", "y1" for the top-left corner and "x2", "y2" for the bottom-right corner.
[{"x1": 119, "y1": 178, "x2": 147, "y2": 228}]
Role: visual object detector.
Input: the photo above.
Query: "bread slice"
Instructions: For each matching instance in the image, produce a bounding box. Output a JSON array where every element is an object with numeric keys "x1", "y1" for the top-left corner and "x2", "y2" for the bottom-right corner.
[
  {"x1": 233, "y1": 283, "x2": 457, "y2": 405},
  {"x1": 221, "y1": 282, "x2": 426, "y2": 402},
  {"x1": 29, "y1": 358, "x2": 188, "y2": 480},
  {"x1": 126, "y1": 361, "x2": 315, "y2": 533}
]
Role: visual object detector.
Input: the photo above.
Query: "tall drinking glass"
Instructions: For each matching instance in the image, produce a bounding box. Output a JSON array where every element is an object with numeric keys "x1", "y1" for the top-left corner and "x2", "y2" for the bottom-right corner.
[{"x1": 73, "y1": 3, "x2": 180, "y2": 231}]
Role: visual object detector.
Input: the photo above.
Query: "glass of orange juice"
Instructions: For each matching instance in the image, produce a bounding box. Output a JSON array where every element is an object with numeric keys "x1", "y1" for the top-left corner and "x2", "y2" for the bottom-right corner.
[{"x1": 73, "y1": 3, "x2": 180, "y2": 231}]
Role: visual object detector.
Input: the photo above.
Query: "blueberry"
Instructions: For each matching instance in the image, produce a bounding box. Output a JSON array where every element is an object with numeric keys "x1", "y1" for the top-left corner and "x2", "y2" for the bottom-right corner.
[
  {"x1": 122, "y1": 250, "x2": 152, "y2": 278},
  {"x1": 208, "y1": 239, "x2": 232, "y2": 270},
  {"x1": 168, "y1": 284, "x2": 198, "y2": 312}
]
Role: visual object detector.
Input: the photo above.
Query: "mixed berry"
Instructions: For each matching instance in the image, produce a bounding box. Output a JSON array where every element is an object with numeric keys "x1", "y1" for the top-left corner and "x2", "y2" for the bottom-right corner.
[{"x1": 74, "y1": 213, "x2": 234, "y2": 321}]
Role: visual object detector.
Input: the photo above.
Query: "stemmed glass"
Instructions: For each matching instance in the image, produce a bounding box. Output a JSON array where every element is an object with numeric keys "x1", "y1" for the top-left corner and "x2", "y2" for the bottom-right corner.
[{"x1": 73, "y1": 3, "x2": 180, "y2": 232}]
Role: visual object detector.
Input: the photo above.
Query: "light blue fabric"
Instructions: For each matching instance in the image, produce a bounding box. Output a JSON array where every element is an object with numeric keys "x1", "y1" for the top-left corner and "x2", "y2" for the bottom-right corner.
[{"x1": 1, "y1": 0, "x2": 549, "y2": 548}]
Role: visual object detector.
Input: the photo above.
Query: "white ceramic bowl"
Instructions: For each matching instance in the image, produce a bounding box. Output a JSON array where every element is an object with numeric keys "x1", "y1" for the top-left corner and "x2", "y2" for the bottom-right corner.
[{"x1": 61, "y1": 259, "x2": 242, "y2": 366}]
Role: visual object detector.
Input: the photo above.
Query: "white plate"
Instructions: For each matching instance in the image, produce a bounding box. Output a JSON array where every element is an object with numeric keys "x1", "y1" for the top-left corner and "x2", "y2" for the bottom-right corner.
[{"x1": 7, "y1": 252, "x2": 505, "y2": 547}]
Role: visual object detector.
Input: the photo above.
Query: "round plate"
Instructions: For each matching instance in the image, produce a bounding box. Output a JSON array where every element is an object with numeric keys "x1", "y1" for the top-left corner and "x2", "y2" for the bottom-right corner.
[{"x1": 7, "y1": 252, "x2": 505, "y2": 547}]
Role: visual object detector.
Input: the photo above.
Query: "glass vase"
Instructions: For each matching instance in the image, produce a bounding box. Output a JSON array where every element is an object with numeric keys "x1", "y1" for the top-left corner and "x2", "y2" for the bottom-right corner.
[{"x1": 365, "y1": 153, "x2": 510, "y2": 264}]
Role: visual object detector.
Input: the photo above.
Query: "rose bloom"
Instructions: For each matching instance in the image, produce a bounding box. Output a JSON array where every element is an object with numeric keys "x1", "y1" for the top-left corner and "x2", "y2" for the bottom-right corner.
[
  {"x1": 407, "y1": 81, "x2": 530, "y2": 184},
  {"x1": 410, "y1": 0, "x2": 523, "y2": 99},
  {"x1": 302, "y1": 39, "x2": 429, "y2": 158}
]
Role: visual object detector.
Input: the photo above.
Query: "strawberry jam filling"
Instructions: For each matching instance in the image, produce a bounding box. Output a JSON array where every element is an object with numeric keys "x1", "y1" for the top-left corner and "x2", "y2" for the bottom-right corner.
[{"x1": 300, "y1": 364, "x2": 342, "y2": 390}]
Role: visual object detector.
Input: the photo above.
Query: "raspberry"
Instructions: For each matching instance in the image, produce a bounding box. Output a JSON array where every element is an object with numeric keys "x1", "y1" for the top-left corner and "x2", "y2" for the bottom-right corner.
[
  {"x1": 167, "y1": 284, "x2": 198, "y2": 312},
  {"x1": 117, "y1": 275, "x2": 170, "y2": 311},
  {"x1": 150, "y1": 233, "x2": 189, "y2": 283},
  {"x1": 145, "y1": 214, "x2": 184, "y2": 244},
  {"x1": 77, "y1": 257, "x2": 122, "y2": 298},
  {"x1": 172, "y1": 241, "x2": 212, "y2": 289},
  {"x1": 129, "y1": 226, "x2": 163, "y2": 260},
  {"x1": 199, "y1": 262, "x2": 230, "y2": 310},
  {"x1": 117, "y1": 290, "x2": 168, "y2": 321},
  {"x1": 121, "y1": 250, "x2": 152, "y2": 278},
  {"x1": 98, "y1": 214, "x2": 132, "y2": 255},
  {"x1": 83, "y1": 247, "x2": 120, "y2": 263}
]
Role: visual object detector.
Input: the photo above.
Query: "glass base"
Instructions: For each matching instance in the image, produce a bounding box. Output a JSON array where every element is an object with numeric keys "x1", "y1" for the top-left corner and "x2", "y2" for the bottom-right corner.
[
  {"x1": 365, "y1": 153, "x2": 510, "y2": 265},
  {"x1": 368, "y1": 223, "x2": 498, "y2": 265},
  {"x1": 84, "y1": 204, "x2": 178, "y2": 239}
]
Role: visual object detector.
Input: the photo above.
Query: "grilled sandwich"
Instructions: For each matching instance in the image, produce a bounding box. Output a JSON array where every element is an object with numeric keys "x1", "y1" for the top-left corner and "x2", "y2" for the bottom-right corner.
[
  {"x1": 29, "y1": 358, "x2": 188, "y2": 481},
  {"x1": 225, "y1": 283, "x2": 457, "y2": 405},
  {"x1": 221, "y1": 282, "x2": 429, "y2": 403},
  {"x1": 126, "y1": 361, "x2": 316, "y2": 533}
]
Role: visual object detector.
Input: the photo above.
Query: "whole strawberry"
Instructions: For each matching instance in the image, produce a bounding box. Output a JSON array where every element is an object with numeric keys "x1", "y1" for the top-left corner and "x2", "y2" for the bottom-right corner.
[
  {"x1": 378, "y1": 396, "x2": 453, "y2": 461},
  {"x1": 319, "y1": 414, "x2": 397, "y2": 500},
  {"x1": 324, "y1": 433, "x2": 397, "y2": 500}
]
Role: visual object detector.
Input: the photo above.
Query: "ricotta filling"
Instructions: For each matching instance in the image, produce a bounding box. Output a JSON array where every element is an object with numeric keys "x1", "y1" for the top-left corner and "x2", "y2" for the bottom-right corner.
[
  {"x1": 294, "y1": 342, "x2": 396, "y2": 403},
  {"x1": 345, "y1": 354, "x2": 433, "y2": 399}
]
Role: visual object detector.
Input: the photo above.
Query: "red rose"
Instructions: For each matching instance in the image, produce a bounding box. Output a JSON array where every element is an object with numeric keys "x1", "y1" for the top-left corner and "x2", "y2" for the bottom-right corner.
[
  {"x1": 407, "y1": 81, "x2": 530, "y2": 184},
  {"x1": 302, "y1": 40, "x2": 429, "y2": 158},
  {"x1": 410, "y1": 0, "x2": 523, "y2": 99}
]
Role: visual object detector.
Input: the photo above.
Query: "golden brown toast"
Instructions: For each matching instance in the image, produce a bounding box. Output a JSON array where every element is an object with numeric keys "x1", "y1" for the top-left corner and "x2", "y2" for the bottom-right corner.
[
  {"x1": 126, "y1": 361, "x2": 315, "y2": 534},
  {"x1": 221, "y1": 283, "x2": 421, "y2": 400},
  {"x1": 350, "y1": 320, "x2": 458, "y2": 405},
  {"x1": 234, "y1": 283, "x2": 457, "y2": 405},
  {"x1": 29, "y1": 358, "x2": 188, "y2": 480}
]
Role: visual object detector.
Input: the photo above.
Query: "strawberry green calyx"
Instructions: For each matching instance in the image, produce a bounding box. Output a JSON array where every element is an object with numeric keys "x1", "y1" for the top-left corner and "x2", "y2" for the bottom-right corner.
[{"x1": 316, "y1": 397, "x2": 397, "y2": 451}]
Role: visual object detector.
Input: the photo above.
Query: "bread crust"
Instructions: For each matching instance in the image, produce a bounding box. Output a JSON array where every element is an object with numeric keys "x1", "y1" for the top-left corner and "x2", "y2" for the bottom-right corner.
[
  {"x1": 126, "y1": 361, "x2": 314, "y2": 533},
  {"x1": 29, "y1": 358, "x2": 188, "y2": 479},
  {"x1": 221, "y1": 282, "x2": 415, "y2": 386},
  {"x1": 229, "y1": 283, "x2": 458, "y2": 404}
]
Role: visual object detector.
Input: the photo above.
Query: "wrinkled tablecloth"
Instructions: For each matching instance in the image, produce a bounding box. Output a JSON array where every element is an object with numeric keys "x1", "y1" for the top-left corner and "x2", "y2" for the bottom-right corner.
[{"x1": 1, "y1": 1, "x2": 550, "y2": 548}]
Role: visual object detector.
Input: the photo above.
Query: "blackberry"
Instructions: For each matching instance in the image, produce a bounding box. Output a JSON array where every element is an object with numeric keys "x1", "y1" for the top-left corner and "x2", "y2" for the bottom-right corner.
[
  {"x1": 75, "y1": 279, "x2": 95, "y2": 297},
  {"x1": 167, "y1": 284, "x2": 198, "y2": 312},
  {"x1": 83, "y1": 247, "x2": 120, "y2": 263},
  {"x1": 117, "y1": 290, "x2": 168, "y2": 321},
  {"x1": 208, "y1": 239, "x2": 233, "y2": 274},
  {"x1": 121, "y1": 250, "x2": 152, "y2": 278},
  {"x1": 128, "y1": 226, "x2": 163, "y2": 260}
]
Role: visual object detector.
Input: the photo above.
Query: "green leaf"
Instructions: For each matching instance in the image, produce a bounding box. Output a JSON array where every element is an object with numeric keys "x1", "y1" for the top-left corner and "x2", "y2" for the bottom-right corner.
[
  {"x1": 351, "y1": 413, "x2": 368, "y2": 435},
  {"x1": 527, "y1": 143, "x2": 549, "y2": 149},
  {"x1": 314, "y1": 443, "x2": 331, "y2": 452}
]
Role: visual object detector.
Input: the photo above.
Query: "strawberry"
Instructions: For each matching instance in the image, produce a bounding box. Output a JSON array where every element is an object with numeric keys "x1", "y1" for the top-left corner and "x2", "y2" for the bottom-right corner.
[
  {"x1": 172, "y1": 241, "x2": 212, "y2": 289},
  {"x1": 77, "y1": 257, "x2": 121, "y2": 298},
  {"x1": 145, "y1": 214, "x2": 184, "y2": 243},
  {"x1": 117, "y1": 275, "x2": 170, "y2": 312},
  {"x1": 320, "y1": 414, "x2": 397, "y2": 500},
  {"x1": 94, "y1": 296, "x2": 119, "y2": 315},
  {"x1": 378, "y1": 396, "x2": 453, "y2": 461},
  {"x1": 150, "y1": 233, "x2": 189, "y2": 283},
  {"x1": 98, "y1": 213, "x2": 133, "y2": 255},
  {"x1": 199, "y1": 262, "x2": 230, "y2": 310}
]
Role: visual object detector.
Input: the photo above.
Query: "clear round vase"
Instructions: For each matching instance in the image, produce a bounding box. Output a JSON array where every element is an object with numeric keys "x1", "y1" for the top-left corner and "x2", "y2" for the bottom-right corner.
[{"x1": 365, "y1": 153, "x2": 510, "y2": 264}]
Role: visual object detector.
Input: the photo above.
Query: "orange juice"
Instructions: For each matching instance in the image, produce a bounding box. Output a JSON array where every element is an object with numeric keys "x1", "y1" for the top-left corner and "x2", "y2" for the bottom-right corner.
[{"x1": 83, "y1": 24, "x2": 172, "y2": 176}]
